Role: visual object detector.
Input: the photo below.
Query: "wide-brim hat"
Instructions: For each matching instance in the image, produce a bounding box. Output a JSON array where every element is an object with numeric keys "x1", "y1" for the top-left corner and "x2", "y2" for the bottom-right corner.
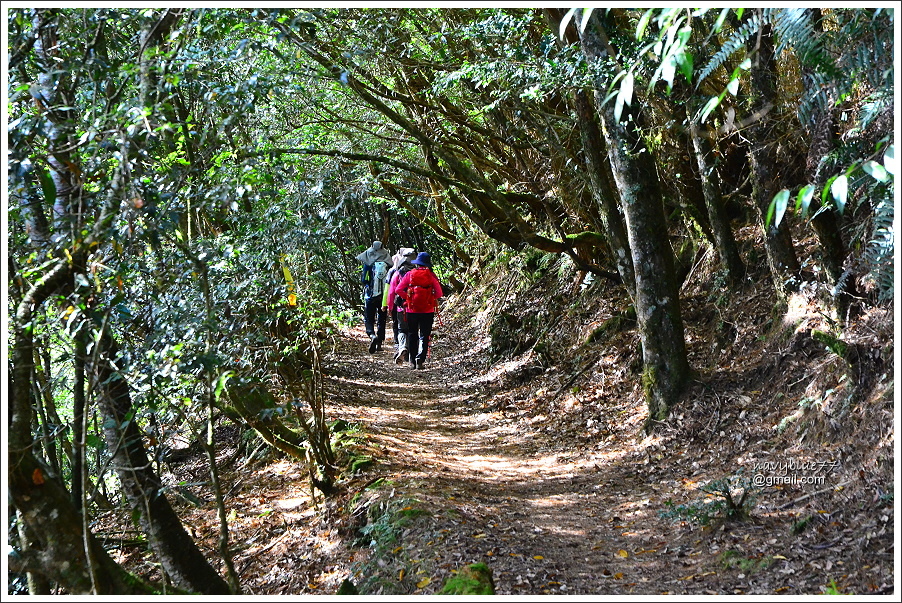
[
  {"x1": 390, "y1": 247, "x2": 416, "y2": 270},
  {"x1": 411, "y1": 252, "x2": 432, "y2": 267}
]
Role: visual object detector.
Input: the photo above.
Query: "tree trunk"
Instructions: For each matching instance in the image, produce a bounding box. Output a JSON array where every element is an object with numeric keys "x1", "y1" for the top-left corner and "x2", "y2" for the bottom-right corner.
[
  {"x1": 89, "y1": 330, "x2": 232, "y2": 595},
  {"x1": 33, "y1": 9, "x2": 81, "y2": 242},
  {"x1": 15, "y1": 508, "x2": 52, "y2": 595},
  {"x1": 9, "y1": 447, "x2": 156, "y2": 594},
  {"x1": 689, "y1": 118, "x2": 745, "y2": 285},
  {"x1": 9, "y1": 261, "x2": 155, "y2": 594},
  {"x1": 746, "y1": 16, "x2": 800, "y2": 296},
  {"x1": 576, "y1": 12, "x2": 690, "y2": 425},
  {"x1": 601, "y1": 112, "x2": 691, "y2": 425},
  {"x1": 139, "y1": 9, "x2": 183, "y2": 110},
  {"x1": 573, "y1": 88, "x2": 636, "y2": 297},
  {"x1": 223, "y1": 383, "x2": 310, "y2": 458},
  {"x1": 801, "y1": 9, "x2": 853, "y2": 316},
  {"x1": 72, "y1": 331, "x2": 87, "y2": 509}
]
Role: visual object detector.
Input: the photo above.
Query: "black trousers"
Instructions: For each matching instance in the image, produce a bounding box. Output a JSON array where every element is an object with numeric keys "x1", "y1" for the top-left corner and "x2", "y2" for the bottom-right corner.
[
  {"x1": 364, "y1": 296, "x2": 387, "y2": 343},
  {"x1": 405, "y1": 312, "x2": 434, "y2": 363}
]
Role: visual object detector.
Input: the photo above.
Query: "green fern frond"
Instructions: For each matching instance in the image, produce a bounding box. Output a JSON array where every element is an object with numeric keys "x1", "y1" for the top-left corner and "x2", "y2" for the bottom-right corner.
[
  {"x1": 770, "y1": 9, "x2": 842, "y2": 81},
  {"x1": 862, "y1": 192, "x2": 894, "y2": 303},
  {"x1": 769, "y1": 8, "x2": 812, "y2": 55},
  {"x1": 858, "y1": 91, "x2": 893, "y2": 133},
  {"x1": 696, "y1": 12, "x2": 762, "y2": 85},
  {"x1": 797, "y1": 73, "x2": 834, "y2": 128}
]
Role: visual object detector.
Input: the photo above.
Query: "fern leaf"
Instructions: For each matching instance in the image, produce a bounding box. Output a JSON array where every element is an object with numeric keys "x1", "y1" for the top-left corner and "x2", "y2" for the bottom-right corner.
[{"x1": 697, "y1": 13, "x2": 762, "y2": 86}]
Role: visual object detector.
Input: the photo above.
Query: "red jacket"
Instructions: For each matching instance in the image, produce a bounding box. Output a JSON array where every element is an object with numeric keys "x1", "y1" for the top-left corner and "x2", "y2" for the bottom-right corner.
[{"x1": 396, "y1": 267, "x2": 443, "y2": 313}]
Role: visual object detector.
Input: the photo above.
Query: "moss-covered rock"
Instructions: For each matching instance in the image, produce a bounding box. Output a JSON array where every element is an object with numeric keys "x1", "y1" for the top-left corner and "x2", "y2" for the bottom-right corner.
[
  {"x1": 440, "y1": 563, "x2": 495, "y2": 595},
  {"x1": 811, "y1": 329, "x2": 849, "y2": 359},
  {"x1": 348, "y1": 454, "x2": 375, "y2": 474},
  {"x1": 585, "y1": 306, "x2": 636, "y2": 344}
]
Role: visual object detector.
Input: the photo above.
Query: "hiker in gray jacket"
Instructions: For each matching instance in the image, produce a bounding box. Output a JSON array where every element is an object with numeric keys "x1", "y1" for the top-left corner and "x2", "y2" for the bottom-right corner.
[{"x1": 355, "y1": 241, "x2": 391, "y2": 353}]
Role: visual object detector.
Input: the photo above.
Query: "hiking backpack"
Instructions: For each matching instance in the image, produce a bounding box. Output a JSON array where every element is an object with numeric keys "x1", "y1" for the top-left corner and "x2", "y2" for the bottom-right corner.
[
  {"x1": 386, "y1": 264, "x2": 410, "y2": 307},
  {"x1": 369, "y1": 261, "x2": 389, "y2": 298},
  {"x1": 406, "y1": 268, "x2": 437, "y2": 311}
]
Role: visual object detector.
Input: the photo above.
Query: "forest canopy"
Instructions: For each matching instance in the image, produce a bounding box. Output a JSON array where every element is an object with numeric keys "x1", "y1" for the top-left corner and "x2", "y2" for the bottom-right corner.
[{"x1": 4, "y1": 6, "x2": 895, "y2": 595}]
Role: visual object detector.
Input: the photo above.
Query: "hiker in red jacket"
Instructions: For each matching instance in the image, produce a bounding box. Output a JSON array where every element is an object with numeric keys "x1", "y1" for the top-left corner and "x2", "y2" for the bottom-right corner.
[{"x1": 395, "y1": 252, "x2": 443, "y2": 370}]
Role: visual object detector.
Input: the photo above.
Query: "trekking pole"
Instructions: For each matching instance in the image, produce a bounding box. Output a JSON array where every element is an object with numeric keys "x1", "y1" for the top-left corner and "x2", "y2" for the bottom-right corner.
[
  {"x1": 434, "y1": 297, "x2": 444, "y2": 329},
  {"x1": 428, "y1": 303, "x2": 443, "y2": 359}
]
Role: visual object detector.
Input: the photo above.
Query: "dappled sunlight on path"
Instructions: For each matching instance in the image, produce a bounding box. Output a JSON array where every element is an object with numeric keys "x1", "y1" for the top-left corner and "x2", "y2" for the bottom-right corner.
[
  {"x1": 321, "y1": 325, "x2": 678, "y2": 595},
  {"x1": 313, "y1": 316, "x2": 893, "y2": 596}
]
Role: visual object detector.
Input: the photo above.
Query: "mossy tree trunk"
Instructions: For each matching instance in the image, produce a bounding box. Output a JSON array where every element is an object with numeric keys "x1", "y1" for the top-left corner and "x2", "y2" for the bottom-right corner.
[{"x1": 577, "y1": 12, "x2": 690, "y2": 425}]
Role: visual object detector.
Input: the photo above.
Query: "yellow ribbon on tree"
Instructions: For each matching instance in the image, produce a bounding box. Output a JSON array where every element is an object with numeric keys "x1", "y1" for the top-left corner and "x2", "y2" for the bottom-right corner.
[{"x1": 279, "y1": 254, "x2": 298, "y2": 307}]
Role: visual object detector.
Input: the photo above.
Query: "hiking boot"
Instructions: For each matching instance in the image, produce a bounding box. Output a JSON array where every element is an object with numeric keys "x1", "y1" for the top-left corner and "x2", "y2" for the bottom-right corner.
[
  {"x1": 416, "y1": 359, "x2": 425, "y2": 370},
  {"x1": 394, "y1": 349, "x2": 408, "y2": 365},
  {"x1": 368, "y1": 337, "x2": 377, "y2": 354}
]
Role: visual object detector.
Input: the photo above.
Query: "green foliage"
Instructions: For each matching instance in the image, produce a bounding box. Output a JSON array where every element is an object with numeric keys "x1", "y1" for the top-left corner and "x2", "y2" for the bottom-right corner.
[
  {"x1": 693, "y1": 8, "x2": 893, "y2": 132},
  {"x1": 811, "y1": 329, "x2": 849, "y2": 359},
  {"x1": 660, "y1": 498, "x2": 723, "y2": 526},
  {"x1": 440, "y1": 563, "x2": 495, "y2": 595},
  {"x1": 791, "y1": 514, "x2": 814, "y2": 535},
  {"x1": 350, "y1": 494, "x2": 432, "y2": 595},
  {"x1": 862, "y1": 193, "x2": 894, "y2": 304},
  {"x1": 661, "y1": 473, "x2": 756, "y2": 525},
  {"x1": 823, "y1": 579, "x2": 850, "y2": 595},
  {"x1": 354, "y1": 495, "x2": 429, "y2": 550},
  {"x1": 766, "y1": 189, "x2": 791, "y2": 228},
  {"x1": 696, "y1": 11, "x2": 761, "y2": 84}
]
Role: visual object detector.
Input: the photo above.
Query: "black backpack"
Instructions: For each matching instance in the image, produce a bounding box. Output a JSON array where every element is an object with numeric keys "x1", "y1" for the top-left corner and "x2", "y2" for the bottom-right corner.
[{"x1": 389, "y1": 264, "x2": 413, "y2": 307}]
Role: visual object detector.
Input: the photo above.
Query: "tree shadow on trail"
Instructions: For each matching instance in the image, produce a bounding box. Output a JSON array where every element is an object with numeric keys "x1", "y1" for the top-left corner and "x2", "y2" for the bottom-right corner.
[
  {"x1": 321, "y1": 327, "x2": 678, "y2": 595},
  {"x1": 318, "y1": 323, "x2": 892, "y2": 596}
]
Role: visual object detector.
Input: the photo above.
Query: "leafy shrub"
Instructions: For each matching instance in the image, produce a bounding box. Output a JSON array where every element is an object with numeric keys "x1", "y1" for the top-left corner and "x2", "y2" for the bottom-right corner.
[{"x1": 661, "y1": 473, "x2": 756, "y2": 525}]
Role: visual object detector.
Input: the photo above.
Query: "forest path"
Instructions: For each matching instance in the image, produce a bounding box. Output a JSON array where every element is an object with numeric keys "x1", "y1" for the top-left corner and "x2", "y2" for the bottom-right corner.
[
  {"x1": 212, "y1": 311, "x2": 889, "y2": 596},
  {"x1": 323, "y1": 323, "x2": 715, "y2": 595}
]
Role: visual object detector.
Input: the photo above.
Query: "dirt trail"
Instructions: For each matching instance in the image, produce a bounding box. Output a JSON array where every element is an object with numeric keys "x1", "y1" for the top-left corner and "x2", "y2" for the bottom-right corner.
[
  {"x1": 171, "y1": 306, "x2": 890, "y2": 596},
  {"x1": 318, "y1": 319, "x2": 892, "y2": 597},
  {"x1": 325, "y1": 326, "x2": 717, "y2": 595}
]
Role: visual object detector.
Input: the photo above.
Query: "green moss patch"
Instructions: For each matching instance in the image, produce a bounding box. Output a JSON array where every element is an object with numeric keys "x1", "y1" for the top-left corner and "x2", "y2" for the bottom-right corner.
[{"x1": 440, "y1": 563, "x2": 495, "y2": 595}]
